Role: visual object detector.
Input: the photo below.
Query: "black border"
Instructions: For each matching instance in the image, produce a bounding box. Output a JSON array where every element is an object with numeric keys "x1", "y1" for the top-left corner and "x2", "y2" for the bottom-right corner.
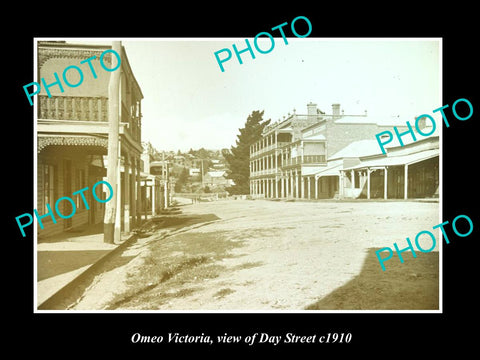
[{"x1": 8, "y1": 6, "x2": 478, "y2": 355}]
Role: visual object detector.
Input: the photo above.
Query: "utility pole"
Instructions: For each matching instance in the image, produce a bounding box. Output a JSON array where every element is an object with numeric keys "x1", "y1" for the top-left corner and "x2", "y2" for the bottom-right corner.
[
  {"x1": 104, "y1": 41, "x2": 121, "y2": 244},
  {"x1": 163, "y1": 151, "x2": 168, "y2": 208},
  {"x1": 201, "y1": 159, "x2": 204, "y2": 188},
  {"x1": 165, "y1": 161, "x2": 169, "y2": 207}
]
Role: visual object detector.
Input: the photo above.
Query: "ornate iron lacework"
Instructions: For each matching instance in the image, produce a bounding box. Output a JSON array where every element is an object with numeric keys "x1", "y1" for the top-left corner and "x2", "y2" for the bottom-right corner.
[
  {"x1": 38, "y1": 48, "x2": 112, "y2": 67},
  {"x1": 37, "y1": 136, "x2": 108, "y2": 153}
]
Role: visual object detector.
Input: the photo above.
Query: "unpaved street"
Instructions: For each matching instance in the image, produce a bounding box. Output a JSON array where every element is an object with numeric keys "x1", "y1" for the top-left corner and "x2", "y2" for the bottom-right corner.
[{"x1": 69, "y1": 199, "x2": 439, "y2": 311}]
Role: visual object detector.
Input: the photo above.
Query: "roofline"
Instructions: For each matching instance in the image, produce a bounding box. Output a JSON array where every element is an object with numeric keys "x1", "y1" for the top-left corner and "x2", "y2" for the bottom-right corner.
[
  {"x1": 343, "y1": 150, "x2": 439, "y2": 171},
  {"x1": 301, "y1": 119, "x2": 327, "y2": 132},
  {"x1": 38, "y1": 41, "x2": 111, "y2": 50},
  {"x1": 328, "y1": 135, "x2": 439, "y2": 161},
  {"x1": 385, "y1": 134, "x2": 439, "y2": 151},
  {"x1": 119, "y1": 45, "x2": 144, "y2": 99}
]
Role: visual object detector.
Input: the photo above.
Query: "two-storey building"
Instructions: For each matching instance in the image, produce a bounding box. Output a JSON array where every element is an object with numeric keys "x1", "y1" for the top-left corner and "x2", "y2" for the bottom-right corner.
[
  {"x1": 36, "y1": 41, "x2": 143, "y2": 238},
  {"x1": 249, "y1": 102, "x2": 413, "y2": 200}
]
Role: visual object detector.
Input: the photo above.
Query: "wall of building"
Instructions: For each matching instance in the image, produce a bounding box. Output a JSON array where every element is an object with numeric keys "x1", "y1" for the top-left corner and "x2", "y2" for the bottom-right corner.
[
  {"x1": 325, "y1": 122, "x2": 379, "y2": 158},
  {"x1": 37, "y1": 148, "x2": 105, "y2": 239},
  {"x1": 39, "y1": 53, "x2": 110, "y2": 98},
  {"x1": 358, "y1": 169, "x2": 385, "y2": 198},
  {"x1": 292, "y1": 174, "x2": 339, "y2": 199},
  {"x1": 291, "y1": 116, "x2": 320, "y2": 141},
  {"x1": 407, "y1": 157, "x2": 439, "y2": 198},
  {"x1": 303, "y1": 142, "x2": 325, "y2": 156},
  {"x1": 321, "y1": 176, "x2": 338, "y2": 199},
  {"x1": 141, "y1": 152, "x2": 151, "y2": 173}
]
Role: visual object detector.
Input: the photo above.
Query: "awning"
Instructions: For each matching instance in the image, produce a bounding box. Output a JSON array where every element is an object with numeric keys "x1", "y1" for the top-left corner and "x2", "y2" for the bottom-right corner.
[
  {"x1": 343, "y1": 149, "x2": 439, "y2": 171},
  {"x1": 314, "y1": 163, "x2": 343, "y2": 179}
]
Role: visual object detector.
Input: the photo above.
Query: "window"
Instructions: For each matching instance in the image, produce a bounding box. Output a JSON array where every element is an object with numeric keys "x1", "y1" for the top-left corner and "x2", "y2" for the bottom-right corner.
[{"x1": 43, "y1": 164, "x2": 56, "y2": 215}]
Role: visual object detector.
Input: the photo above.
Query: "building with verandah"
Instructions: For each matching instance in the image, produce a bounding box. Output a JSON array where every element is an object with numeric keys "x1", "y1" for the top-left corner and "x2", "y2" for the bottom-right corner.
[
  {"x1": 36, "y1": 41, "x2": 144, "y2": 238},
  {"x1": 248, "y1": 101, "x2": 437, "y2": 200}
]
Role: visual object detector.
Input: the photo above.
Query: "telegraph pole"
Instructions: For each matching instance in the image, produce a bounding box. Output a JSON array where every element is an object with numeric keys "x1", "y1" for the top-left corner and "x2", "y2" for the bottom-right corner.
[
  {"x1": 163, "y1": 152, "x2": 169, "y2": 208},
  {"x1": 165, "y1": 161, "x2": 169, "y2": 208},
  {"x1": 104, "y1": 41, "x2": 121, "y2": 244}
]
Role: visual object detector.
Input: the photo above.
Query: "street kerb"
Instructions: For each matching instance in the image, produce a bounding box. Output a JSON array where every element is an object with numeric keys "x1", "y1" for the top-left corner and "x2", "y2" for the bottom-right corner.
[{"x1": 37, "y1": 232, "x2": 138, "y2": 310}]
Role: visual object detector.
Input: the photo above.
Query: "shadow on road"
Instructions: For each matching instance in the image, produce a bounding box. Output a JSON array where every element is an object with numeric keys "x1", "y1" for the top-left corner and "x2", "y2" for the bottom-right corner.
[
  {"x1": 38, "y1": 223, "x2": 104, "y2": 243},
  {"x1": 306, "y1": 247, "x2": 439, "y2": 310},
  {"x1": 38, "y1": 247, "x2": 137, "y2": 310},
  {"x1": 39, "y1": 213, "x2": 222, "y2": 310},
  {"x1": 140, "y1": 213, "x2": 221, "y2": 233},
  {"x1": 38, "y1": 250, "x2": 112, "y2": 281}
]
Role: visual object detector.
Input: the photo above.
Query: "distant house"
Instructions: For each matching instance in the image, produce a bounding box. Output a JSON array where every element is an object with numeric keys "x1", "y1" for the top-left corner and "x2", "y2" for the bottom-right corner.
[
  {"x1": 173, "y1": 155, "x2": 185, "y2": 166},
  {"x1": 211, "y1": 159, "x2": 226, "y2": 170},
  {"x1": 189, "y1": 168, "x2": 201, "y2": 176},
  {"x1": 185, "y1": 153, "x2": 195, "y2": 167},
  {"x1": 203, "y1": 170, "x2": 232, "y2": 187}
]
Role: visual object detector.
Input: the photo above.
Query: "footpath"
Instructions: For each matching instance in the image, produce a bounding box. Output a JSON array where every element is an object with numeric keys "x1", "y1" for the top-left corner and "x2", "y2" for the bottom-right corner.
[{"x1": 36, "y1": 222, "x2": 137, "y2": 310}]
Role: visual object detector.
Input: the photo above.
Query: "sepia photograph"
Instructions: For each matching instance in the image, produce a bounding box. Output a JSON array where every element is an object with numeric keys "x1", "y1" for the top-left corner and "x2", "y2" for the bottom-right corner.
[{"x1": 33, "y1": 37, "x2": 442, "y2": 312}]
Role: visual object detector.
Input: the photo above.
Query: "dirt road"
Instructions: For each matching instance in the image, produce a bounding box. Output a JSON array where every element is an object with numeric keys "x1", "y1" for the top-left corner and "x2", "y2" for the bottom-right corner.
[{"x1": 68, "y1": 199, "x2": 440, "y2": 311}]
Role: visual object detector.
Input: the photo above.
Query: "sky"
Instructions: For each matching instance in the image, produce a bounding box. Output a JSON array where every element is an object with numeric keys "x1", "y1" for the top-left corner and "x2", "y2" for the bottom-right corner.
[{"x1": 64, "y1": 38, "x2": 441, "y2": 152}]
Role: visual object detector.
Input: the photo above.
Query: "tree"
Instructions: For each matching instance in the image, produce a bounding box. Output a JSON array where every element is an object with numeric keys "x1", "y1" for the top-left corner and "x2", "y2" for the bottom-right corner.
[
  {"x1": 201, "y1": 159, "x2": 213, "y2": 175},
  {"x1": 174, "y1": 167, "x2": 189, "y2": 193},
  {"x1": 223, "y1": 110, "x2": 270, "y2": 195},
  {"x1": 196, "y1": 147, "x2": 210, "y2": 159}
]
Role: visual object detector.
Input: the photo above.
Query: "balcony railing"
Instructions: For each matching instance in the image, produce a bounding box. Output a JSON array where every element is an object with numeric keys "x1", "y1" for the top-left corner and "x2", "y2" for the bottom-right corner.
[
  {"x1": 251, "y1": 155, "x2": 326, "y2": 176},
  {"x1": 250, "y1": 141, "x2": 291, "y2": 157},
  {"x1": 303, "y1": 155, "x2": 326, "y2": 163},
  {"x1": 282, "y1": 155, "x2": 326, "y2": 167},
  {"x1": 38, "y1": 95, "x2": 108, "y2": 122},
  {"x1": 250, "y1": 169, "x2": 279, "y2": 177},
  {"x1": 38, "y1": 95, "x2": 141, "y2": 142}
]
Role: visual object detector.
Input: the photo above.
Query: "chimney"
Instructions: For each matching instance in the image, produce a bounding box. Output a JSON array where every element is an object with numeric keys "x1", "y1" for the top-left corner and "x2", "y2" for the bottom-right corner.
[
  {"x1": 332, "y1": 103, "x2": 341, "y2": 118},
  {"x1": 307, "y1": 102, "x2": 317, "y2": 120}
]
